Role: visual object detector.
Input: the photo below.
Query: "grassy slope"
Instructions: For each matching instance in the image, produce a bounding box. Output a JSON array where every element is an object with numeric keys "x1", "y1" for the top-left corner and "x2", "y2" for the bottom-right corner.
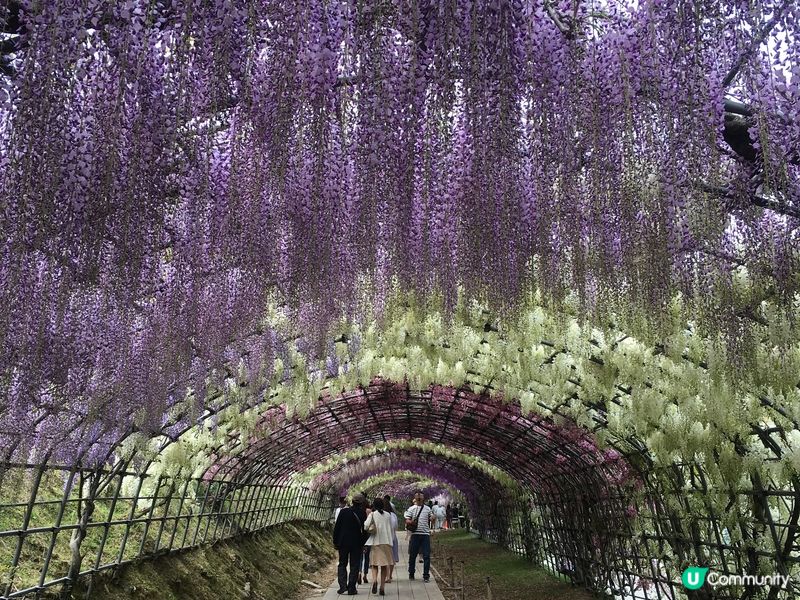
[
  {"x1": 75, "y1": 522, "x2": 336, "y2": 600},
  {"x1": 431, "y1": 530, "x2": 600, "y2": 600},
  {"x1": 1, "y1": 469, "x2": 178, "y2": 593}
]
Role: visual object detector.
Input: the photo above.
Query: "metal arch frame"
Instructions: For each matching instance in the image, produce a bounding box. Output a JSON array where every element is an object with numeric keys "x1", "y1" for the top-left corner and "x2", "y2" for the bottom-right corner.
[
  {"x1": 205, "y1": 384, "x2": 629, "y2": 488},
  {"x1": 350, "y1": 474, "x2": 473, "y2": 505},
  {"x1": 2, "y1": 318, "x2": 771, "y2": 482},
  {"x1": 304, "y1": 448, "x2": 515, "y2": 508},
  {"x1": 188, "y1": 384, "x2": 660, "y2": 595},
  {"x1": 360, "y1": 476, "x2": 463, "y2": 502},
  {"x1": 313, "y1": 451, "x2": 514, "y2": 529},
  {"x1": 5, "y1": 316, "x2": 792, "y2": 501},
  {"x1": 2, "y1": 325, "x2": 799, "y2": 600},
  {"x1": 181, "y1": 380, "x2": 799, "y2": 599}
]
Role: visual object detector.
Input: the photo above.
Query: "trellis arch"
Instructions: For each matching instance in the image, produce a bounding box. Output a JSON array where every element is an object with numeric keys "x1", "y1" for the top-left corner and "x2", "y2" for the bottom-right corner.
[
  {"x1": 1, "y1": 2, "x2": 799, "y2": 598},
  {"x1": 303, "y1": 450, "x2": 512, "y2": 497},
  {"x1": 356, "y1": 474, "x2": 467, "y2": 508},
  {"x1": 2, "y1": 302, "x2": 799, "y2": 599},
  {"x1": 307, "y1": 452, "x2": 503, "y2": 521},
  {"x1": 331, "y1": 468, "x2": 471, "y2": 506},
  {"x1": 201, "y1": 383, "x2": 636, "y2": 488},
  {"x1": 138, "y1": 371, "x2": 797, "y2": 598}
]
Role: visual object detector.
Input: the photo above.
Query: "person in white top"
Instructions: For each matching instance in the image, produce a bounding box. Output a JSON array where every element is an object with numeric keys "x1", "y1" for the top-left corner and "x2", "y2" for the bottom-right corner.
[
  {"x1": 364, "y1": 497, "x2": 395, "y2": 595},
  {"x1": 432, "y1": 501, "x2": 446, "y2": 531},
  {"x1": 332, "y1": 496, "x2": 347, "y2": 524},
  {"x1": 404, "y1": 490, "x2": 434, "y2": 582}
]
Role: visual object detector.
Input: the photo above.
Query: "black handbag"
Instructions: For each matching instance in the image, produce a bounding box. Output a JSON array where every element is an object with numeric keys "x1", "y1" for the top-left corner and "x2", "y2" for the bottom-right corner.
[{"x1": 405, "y1": 506, "x2": 423, "y2": 532}]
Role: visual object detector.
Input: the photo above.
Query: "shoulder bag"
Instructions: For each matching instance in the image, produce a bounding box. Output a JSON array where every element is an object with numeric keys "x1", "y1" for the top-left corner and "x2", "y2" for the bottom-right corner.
[
  {"x1": 405, "y1": 506, "x2": 423, "y2": 532},
  {"x1": 365, "y1": 512, "x2": 377, "y2": 535}
]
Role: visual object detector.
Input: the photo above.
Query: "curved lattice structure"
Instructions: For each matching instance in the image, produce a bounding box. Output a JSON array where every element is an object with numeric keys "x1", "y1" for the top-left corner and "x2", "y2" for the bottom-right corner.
[{"x1": 1, "y1": 1, "x2": 799, "y2": 600}]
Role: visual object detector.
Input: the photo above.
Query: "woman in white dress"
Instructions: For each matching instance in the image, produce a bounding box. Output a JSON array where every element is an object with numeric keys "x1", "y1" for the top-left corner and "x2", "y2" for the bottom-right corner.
[{"x1": 364, "y1": 497, "x2": 395, "y2": 595}]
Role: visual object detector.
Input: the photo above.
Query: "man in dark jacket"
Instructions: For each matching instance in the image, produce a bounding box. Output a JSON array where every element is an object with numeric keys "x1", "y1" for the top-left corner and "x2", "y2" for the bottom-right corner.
[{"x1": 333, "y1": 493, "x2": 367, "y2": 595}]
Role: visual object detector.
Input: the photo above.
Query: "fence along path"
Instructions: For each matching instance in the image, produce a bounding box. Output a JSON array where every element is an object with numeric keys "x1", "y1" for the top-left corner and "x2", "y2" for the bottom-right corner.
[{"x1": 317, "y1": 537, "x2": 446, "y2": 600}]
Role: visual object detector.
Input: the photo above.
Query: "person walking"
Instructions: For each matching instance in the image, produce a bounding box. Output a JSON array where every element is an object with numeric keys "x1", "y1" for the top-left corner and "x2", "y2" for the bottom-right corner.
[
  {"x1": 364, "y1": 497, "x2": 395, "y2": 596},
  {"x1": 333, "y1": 493, "x2": 368, "y2": 595},
  {"x1": 404, "y1": 490, "x2": 434, "y2": 582},
  {"x1": 333, "y1": 496, "x2": 347, "y2": 524},
  {"x1": 359, "y1": 497, "x2": 372, "y2": 585},
  {"x1": 385, "y1": 500, "x2": 400, "y2": 583},
  {"x1": 432, "y1": 501, "x2": 445, "y2": 532}
]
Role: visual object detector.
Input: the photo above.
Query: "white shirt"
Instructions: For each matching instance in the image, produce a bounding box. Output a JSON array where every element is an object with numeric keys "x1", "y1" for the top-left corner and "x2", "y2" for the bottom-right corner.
[
  {"x1": 364, "y1": 510, "x2": 394, "y2": 546},
  {"x1": 389, "y1": 511, "x2": 399, "y2": 541},
  {"x1": 404, "y1": 504, "x2": 432, "y2": 535}
]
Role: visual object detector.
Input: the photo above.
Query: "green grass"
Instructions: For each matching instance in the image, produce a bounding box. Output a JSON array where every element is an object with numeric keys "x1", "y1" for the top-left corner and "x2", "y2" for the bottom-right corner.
[
  {"x1": 1, "y1": 468, "x2": 330, "y2": 598},
  {"x1": 74, "y1": 522, "x2": 336, "y2": 600},
  {"x1": 432, "y1": 530, "x2": 600, "y2": 600},
  {"x1": 0, "y1": 469, "x2": 190, "y2": 594}
]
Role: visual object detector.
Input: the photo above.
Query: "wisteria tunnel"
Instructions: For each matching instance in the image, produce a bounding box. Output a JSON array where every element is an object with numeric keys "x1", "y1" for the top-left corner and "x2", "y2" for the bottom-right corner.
[{"x1": 0, "y1": 0, "x2": 799, "y2": 599}]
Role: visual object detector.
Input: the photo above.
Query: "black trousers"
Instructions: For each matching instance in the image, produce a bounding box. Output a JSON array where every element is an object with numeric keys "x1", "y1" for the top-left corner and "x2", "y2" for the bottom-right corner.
[{"x1": 337, "y1": 546, "x2": 361, "y2": 592}]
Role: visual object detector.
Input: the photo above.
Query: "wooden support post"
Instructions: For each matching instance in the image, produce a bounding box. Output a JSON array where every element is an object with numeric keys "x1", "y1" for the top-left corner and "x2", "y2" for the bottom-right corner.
[
  {"x1": 460, "y1": 560, "x2": 465, "y2": 600},
  {"x1": 447, "y1": 555, "x2": 453, "y2": 585}
]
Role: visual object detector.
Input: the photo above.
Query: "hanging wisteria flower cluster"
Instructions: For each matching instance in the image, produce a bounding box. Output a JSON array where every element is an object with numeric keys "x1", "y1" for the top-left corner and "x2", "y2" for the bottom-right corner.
[{"x1": 0, "y1": 0, "x2": 798, "y2": 462}]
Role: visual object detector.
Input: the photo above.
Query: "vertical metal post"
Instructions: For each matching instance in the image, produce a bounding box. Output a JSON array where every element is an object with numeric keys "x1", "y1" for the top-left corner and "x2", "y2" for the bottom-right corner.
[
  {"x1": 200, "y1": 480, "x2": 216, "y2": 544},
  {"x1": 217, "y1": 483, "x2": 234, "y2": 539},
  {"x1": 265, "y1": 485, "x2": 277, "y2": 526},
  {"x1": 257, "y1": 484, "x2": 269, "y2": 526},
  {"x1": 459, "y1": 561, "x2": 465, "y2": 600},
  {"x1": 277, "y1": 487, "x2": 288, "y2": 522},
  {"x1": 209, "y1": 482, "x2": 226, "y2": 542},
  {"x1": 39, "y1": 467, "x2": 79, "y2": 592},
  {"x1": 4, "y1": 464, "x2": 46, "y2": 598},
  {"x1": 116, "y1": 473, "x2": 145, "y2": 564},
  {"x1": 167, "y1": 478, "x2": 191, "y2": 550},
  {"x1": 250, "y1": 483, "x2": 270, "y2": 530},
  {"x1": 91, "y1": 470, "x2": 124, "y2": 570},
  {"x1": 137, "y1": 475, "x2": 163, "y2": 558},
  {"x1": 240, "y1": 483, "x2": 258, "y2": 532},
  {"x1": 191, "y1": 479, "x2": 213, "y2": 547},
  {"x1": 240, "y1": 482, "x2": 259, "y2": 533},
  {"x1": 153, "y1": 480, "x2": 176, "y2": 552}
]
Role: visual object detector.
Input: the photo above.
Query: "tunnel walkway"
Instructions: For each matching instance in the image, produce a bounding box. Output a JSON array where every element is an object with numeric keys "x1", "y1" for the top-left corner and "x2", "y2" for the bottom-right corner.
[{"x1": 317, "y1": 537, "x2": 446, "y2": 600}]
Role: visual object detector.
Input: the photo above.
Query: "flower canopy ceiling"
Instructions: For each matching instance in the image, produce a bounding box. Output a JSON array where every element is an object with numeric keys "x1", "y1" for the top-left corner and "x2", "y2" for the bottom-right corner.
[
  {"x1": 1, "y1": 6, "x2": 799, "y2": 595},
  {"x1": 0, "y1": 0, "x2": 798, "y2": 477}
]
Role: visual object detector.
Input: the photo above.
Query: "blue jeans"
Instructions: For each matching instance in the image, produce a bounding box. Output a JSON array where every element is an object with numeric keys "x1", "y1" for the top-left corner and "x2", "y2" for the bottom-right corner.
[
  {"x1": 361, "y1": 545, "x2": 371, "y2": 575},
  {"x1": 408, "y1": 534, "x2": 431, "y2": 579}
]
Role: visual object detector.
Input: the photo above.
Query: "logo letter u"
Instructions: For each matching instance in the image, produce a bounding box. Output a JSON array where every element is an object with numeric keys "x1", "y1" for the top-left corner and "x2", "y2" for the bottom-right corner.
[{"x1": 682, "y1": 567, "x2": 709, "y2": 590}]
